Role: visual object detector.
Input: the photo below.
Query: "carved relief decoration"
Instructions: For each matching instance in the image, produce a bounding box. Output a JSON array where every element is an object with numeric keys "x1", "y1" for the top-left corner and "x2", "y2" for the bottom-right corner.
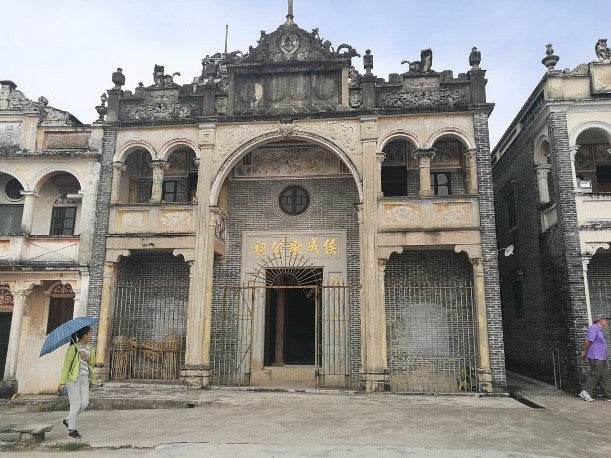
[
  {"x1": 434, "y1": 203, "x2": 469, "y2": 222},
  {"x1": 160, "y1": 211, "x2": 192, "y2": 229},
  {"x1": 385, "y1": 204, "x2": 421, "y2": 223},
  {"x1": 380, "y1": 87, "x2": 467, "y2": 110},
  {"x1": 0, "y1": 87, "x2": 76, "y2": 125},
  {"x1": 213, "y1": 124, "x2": 276, "y2": 163},
  {"x1": 242, "y1": 23, "x2": 354, "y2": 63},
  {"x1": 299, "y1": 121, "x2": 360, "y2": 155},
  {"x1": 123, "y1": 99, "x2": 199, "y2": 121},
  {"x1": 0, "y1": 288, "x2": 13, "y2": 306},
  {"x1": 121, "y1": 212, "x2": 145, "y2": 229},
  {"x1": 233, "y1": 146, "x2": 347, "y2": 178}
]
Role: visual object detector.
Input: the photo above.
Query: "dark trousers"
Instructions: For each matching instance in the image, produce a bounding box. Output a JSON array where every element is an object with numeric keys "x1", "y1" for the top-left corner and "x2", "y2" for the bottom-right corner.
[{"x1": 583, "y1": 359, "x2": 611, "y2": 397}]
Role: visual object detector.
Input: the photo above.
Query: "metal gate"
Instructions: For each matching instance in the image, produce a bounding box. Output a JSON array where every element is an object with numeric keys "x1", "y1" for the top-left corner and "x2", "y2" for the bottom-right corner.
[
  {"x1": 385, "y1": 282, "x2": 479, "y2": 393},
  {"x1": 211, "y1": 284, "x2": 356, "y2": 388}
]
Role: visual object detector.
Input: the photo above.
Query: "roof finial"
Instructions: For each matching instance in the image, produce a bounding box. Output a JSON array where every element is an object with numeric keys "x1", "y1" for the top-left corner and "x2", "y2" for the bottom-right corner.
[{"x1": 286, "y1": 0, "x2": 294, "y2": 24}]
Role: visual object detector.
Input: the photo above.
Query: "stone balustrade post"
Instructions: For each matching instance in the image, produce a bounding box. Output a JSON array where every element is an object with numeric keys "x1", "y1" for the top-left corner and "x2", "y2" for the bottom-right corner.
[
  {"x1": 535, "y1": 164, "x2": 552, "y2": 204},
  {"x1": 19, "y1": 191, "x2": 37, "y2": 234},
  {"x1": 149, "y1": 160, "x2": 169, "y2": 203},
  {"x1": 110, "y1": 162, "x2": 127, "y2": 204},
  {"x1": 463, "y1": 149, "x2": 479, "y2": 195},
  {"x1": 414, "y1": 149, "x2": 436, "y2": 197}
]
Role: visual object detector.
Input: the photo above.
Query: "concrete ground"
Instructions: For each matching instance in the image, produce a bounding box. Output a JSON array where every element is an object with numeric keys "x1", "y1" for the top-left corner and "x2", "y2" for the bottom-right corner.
[{"x1": 1, "y1": 373, "x2": 610, "y2": 457}]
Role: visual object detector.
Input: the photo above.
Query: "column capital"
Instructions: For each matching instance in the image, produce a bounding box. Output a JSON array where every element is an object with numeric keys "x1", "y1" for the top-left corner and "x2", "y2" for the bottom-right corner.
[
  {"x1": 469, "y1": 257, "x2": 485, "y2": 276},
  {"x1": 19, "y1": 190, "x2": 37, "y2": 198},
  {"x1": 413, "y1": 148, "x2": 436, "y2": 160},
  {"x1": 149, "y1": 160, "x2": 170, "y2": 171},
  {"x1": 112, "y1": 161, "x2": 127, "y2": 171},
  {"x1": 569, "y1": 145, "x2": 580, "y2": 160},
  {"x1": 375, "y1": 151, "x2": 386, "y2": 163}
]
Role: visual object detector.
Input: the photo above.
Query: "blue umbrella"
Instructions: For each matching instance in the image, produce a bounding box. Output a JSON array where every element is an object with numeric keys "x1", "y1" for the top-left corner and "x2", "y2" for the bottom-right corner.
[{"x1": 39, "y1": 316, "x2": 98, "y2": 357}]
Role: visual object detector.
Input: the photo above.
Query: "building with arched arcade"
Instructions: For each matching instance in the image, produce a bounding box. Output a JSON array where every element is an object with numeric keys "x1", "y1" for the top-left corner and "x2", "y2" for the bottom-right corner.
[
  {"x1": 0, "y1": 80, "x2": 101, "y2": 395},
  {"x1": 492, "y1": 42, "x2": 611, "y2": 392},
  {"x1": 2, "y1": 6, "x2": 507, "y2": 395}
]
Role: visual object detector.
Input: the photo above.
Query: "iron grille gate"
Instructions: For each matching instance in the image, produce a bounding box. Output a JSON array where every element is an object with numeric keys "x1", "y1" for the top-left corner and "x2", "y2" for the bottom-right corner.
[
  {"x1": 109, "y1": 279, "x2": 187, "y2": 381},
  {"x1": 212, "y1": 284, "x2": 355, "y2": 388},
  {"x1": 385, "y1": 282, "x2": 480, "y2": 393}
]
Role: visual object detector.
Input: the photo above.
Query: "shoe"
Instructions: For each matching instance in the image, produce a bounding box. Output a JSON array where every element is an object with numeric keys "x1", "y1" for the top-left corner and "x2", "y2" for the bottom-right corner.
[
  {"x1": 579, "y1": 390, "x2": 594, "y2": 402},
  {"x1": 62, "y1": 419, "x2": 68, "y2": 429},
  {"x1": 68, "y1": 429, "x2": 81, "y2": 439}
]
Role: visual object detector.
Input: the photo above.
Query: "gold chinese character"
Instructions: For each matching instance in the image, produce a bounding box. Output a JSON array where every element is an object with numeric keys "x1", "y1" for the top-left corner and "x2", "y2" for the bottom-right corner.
[
  {"x1": 272, "y1": 240, "x2": 284, "y2": 255},
  {"x1": 307, "y1": 237, "x2": 320, "y2": 255},
  {"x1": 324, "y1": 238, "x2": 337, "y2": 255},
  {"x1": 288, "y1": 239, "x2": 302, "y2": 256},
  {"x1": 253, "y1": 241, "x2": 266, "y2": 256}
]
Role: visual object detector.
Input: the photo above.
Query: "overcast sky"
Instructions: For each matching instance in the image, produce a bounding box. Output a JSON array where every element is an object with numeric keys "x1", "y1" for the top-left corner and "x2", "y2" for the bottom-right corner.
[{"x1": 1, "y1": 0, "x2": 608, "y2": 146}]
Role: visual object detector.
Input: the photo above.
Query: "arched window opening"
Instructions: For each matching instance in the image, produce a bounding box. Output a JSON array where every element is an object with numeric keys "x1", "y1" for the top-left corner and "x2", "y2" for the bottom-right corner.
[
  {"x1": 0, "y1": 173, "x2": 24, "y2": 234},
  {"x1": 431, "y1": 138, "x2": 466, "y2": 196},
  {"x1": 381, "y1": 140, "x2": 414, "y2": 197},
  {"x1": 163, "y1": 149, "x2": 198, "y2": 203},
  {"x1": 575, "y1": 129, "x2": 611, "y2": 193}
]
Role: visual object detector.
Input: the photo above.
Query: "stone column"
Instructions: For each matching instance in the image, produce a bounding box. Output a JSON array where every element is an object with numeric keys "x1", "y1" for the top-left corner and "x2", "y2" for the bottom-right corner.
[
  {"x1": 19, "y1": 191, "x2": 37, "y2": 234},
  {"x1": 3, "y1": 290, "x2": 27, "y2": 381},
  {"x1": 94, "y1": 261, "x2": 118, "y2": 382},
  {"x1": 110, "y1": 162, "x2": 127, "y2": 204},
  {"x1": 358, "y1": 116, "x2": 389, "y2": 391},
  {"x1": 569, "y1": 146, "x2": 579, "y2": 190},
  {"x1": 149, "y1": 160, "x2": 169, "y2": 203},
  {"x1": 414, "y1": 149, "x2": 436, "y2": 197},
  {"x1": 471, "y1": 258, "x2": 492, "y2": 392},
  {"x1": 535, "y1": 164, "x2": 552, "y2": 204},
  {"x1": 72, "y1": 271, "x2": 90, "y2": 318},
  {"x1": 181, "y1": 123, "x2": 215, "y2": 388},
  {"x1": 375, "y1": 151, "x2": 386, "y2": 199},
  {"x1": 463, "y1": 149, "x2": 478, "y2": 195}
]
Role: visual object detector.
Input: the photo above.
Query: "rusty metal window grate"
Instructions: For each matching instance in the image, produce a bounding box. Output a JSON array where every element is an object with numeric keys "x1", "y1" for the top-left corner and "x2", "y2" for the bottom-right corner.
[
  {"x1": 386, "y1": 282, "x2": 479, "y2": 393},
  {"x1": 109, "y1": 278, "x2": 188, "y2": 381}
]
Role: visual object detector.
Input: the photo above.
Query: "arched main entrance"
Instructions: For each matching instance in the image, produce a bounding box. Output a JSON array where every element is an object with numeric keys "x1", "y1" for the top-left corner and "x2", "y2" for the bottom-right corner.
[{"x1": 209, "y1": 137, "x2": 361, "y2": 389}]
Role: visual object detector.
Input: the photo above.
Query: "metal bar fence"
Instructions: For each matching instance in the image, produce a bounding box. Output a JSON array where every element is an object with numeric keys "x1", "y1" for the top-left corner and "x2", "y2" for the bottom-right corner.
[
  {"x1": 385, "y1": 282, "x2": 479, "y2": 393},
  {"x1": 109, "y1": 279, "x2": 187, "y2": 382}
]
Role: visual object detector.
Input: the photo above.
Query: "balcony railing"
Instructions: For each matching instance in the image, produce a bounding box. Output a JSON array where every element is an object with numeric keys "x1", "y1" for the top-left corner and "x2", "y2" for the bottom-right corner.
[
  {"x1": 0, "y1": 236, "x2": 80, "y2": 265},
  {"x1": 378, "y1": 196, "x2": 480, "y2": 232},
  {"x1": 108, "y1": 204, "x2": 196, "y2": 235}
]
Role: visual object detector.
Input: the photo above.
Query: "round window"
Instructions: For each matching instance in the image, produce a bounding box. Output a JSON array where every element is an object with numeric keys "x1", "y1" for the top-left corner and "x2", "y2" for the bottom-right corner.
[
  {"x1": 5, "y1": 178, "x2": 24, "y2": 200},
  {"x1": 278, "y1": 185, "x2": 310, "y2": 216}
]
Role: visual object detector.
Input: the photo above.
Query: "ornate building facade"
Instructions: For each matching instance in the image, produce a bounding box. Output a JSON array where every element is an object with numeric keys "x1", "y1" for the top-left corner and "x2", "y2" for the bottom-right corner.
[
  {"x1": 492, "y1": 41, "x2": 611, "y2": 392},
  {"x1": 2, "y1": 6, "x2": 507, "y2": 394},
  {"x1": 0, "y1": 81, "x2": 101, "y2": 396}
]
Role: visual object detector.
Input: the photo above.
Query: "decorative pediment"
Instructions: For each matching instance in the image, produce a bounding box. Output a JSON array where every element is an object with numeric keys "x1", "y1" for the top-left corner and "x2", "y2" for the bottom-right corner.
[{"x1": 241, "y1": 22, "x2": 357, "y2": 64}]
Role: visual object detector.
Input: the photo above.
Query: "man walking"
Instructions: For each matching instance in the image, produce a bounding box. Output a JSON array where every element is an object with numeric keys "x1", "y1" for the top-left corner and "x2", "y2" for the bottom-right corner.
[{"x1": 579, "y1": 314, "x2": 611, "y2": 402}]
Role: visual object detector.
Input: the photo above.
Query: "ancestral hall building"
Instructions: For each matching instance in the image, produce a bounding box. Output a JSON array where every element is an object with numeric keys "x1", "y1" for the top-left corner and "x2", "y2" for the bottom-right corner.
[
  {"x1": 2, "y1": 5, "x2": 506, "y2": 394},
  {"x1": 492, "y1": 41, "x2": 611, "y2": 392}
]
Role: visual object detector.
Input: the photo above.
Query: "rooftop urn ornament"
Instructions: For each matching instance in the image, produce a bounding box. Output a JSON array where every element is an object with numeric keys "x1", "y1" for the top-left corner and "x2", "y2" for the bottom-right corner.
[
  {"x1": 112, "y1": 68, "x2": 125, "y2": 89},
  {"x1": 364, "y1": 49, "x2": 374, "y2": 75},
  {"x1": 95, "y1": 92, "x2": 108, "y2": 122},
  {"x1": 595, "y1": 38, "x2": 610, "y2": 62},
  {"x1": 469, "y1": 47, "x2": 481, "y2": 69},
  {"x1": 541, "y1": 44, "x2": 559, "y2": 72}
]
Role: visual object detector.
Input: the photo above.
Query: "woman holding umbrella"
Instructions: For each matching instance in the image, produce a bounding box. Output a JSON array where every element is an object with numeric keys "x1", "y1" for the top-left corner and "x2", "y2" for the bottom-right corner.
[
  {"x1": 58, "y1": 326, "x2": 96, "y2": 439},
  {"x1": 40, "y1": 316, "x2": 98, "y2": 440}
]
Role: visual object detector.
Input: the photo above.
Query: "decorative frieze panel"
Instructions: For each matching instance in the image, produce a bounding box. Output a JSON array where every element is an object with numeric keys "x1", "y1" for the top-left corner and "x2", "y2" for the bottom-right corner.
[
  {"x1": 379, "y1": 87, "x2": 467, "y2": 111},
  {"x1": 109, "y1": 205, "x2": 195, "y2": 234},
  {"x1": 379, "y1": 197, "x2": 480, "y2": 232}
]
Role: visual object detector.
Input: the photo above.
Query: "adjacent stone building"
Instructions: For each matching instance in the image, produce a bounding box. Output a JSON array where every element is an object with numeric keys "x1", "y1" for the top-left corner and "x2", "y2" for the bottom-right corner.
[
  {"x1": 2, "y1": 4, "x2": 507, "y2": 395},
  {"x1": 0, "y1": 81, "x2": 100, "y2": 395},
  {"x1": 492, "y1": 41, "x2": 611, "y2": 392}
]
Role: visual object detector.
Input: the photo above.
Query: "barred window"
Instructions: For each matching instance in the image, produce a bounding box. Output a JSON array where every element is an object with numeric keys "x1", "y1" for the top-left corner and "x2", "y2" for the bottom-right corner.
[{"x1": 279, "y1": 185, "x2": 310, "y2": 215}]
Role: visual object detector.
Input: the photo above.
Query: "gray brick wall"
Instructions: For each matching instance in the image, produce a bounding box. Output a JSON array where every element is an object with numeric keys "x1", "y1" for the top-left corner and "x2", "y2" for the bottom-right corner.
[
  {"x1": 87, "y1": 128, "x2": 116, "y2": 319},
  {"x1": 474, "y1": 111, "x2": 507, "y2": 391}
]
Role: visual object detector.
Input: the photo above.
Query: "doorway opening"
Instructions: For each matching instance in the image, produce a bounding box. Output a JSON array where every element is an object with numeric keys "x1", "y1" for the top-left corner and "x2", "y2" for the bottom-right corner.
[
  {"x1": 264, "y1": 269, "x2": 321, "y2": 366},
  {"x1": 0, "y1": 313, "x2": 11, "y2": 376}
]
